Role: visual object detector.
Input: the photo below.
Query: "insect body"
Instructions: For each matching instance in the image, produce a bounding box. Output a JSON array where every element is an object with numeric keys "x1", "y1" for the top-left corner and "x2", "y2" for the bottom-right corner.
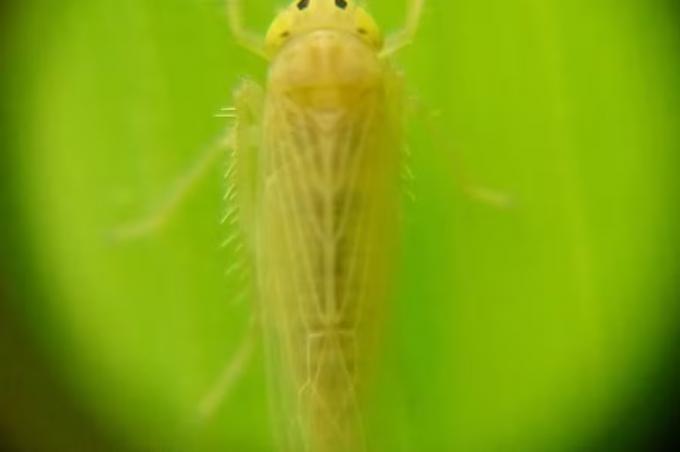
[
  {"x1": 227, "y1": 1, "x2": 423, "y2": 451},
  {"x1": 115, "y1": 1, "x2": 423, "y2": 451}
]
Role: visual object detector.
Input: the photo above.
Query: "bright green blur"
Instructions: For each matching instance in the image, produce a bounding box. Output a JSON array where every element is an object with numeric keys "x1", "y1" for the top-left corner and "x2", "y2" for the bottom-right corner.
[{"x1": 2, "y1": 0, "x2": 679, "y2": 451}]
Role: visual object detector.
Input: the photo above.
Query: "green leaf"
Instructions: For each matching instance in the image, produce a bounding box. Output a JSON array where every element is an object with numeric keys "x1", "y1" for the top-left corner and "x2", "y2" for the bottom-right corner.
[{"x1": 3, "y1": 0, "x2": 679, "y2": 451}]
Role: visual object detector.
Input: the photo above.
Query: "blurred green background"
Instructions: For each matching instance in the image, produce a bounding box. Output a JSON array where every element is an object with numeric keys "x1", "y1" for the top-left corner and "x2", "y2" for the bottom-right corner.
[{"x1": 1, "y1": 0, "x2": 680, "y2": 451}]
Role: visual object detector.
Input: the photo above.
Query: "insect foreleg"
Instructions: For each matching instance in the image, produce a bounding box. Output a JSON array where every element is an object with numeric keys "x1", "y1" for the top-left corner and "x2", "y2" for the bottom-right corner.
[
  {"x1": 380, "y1": 0, "x2": 425, "y2": 58},
  {"x1": 111, "y1": 130, "x2": 233, "y2": 242},
  {"x1": 226, "y1": 0, "x2": 268, "y2": 59}
]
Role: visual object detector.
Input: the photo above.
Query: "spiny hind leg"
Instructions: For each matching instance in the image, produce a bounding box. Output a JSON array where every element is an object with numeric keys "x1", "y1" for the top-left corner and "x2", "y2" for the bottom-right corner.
[
  {"x1": 227, "y1": 78, "x2": 264, "y2": 239},
  {"x1": 110, "y1": 129, "x2": 233, "y2": 242},
  {"x1": 226, "y1": 0, "x2": 268, "y2": 58},
  {"x1": 380, "y1": 0, "x2": 426, "y2": 58},
  {"x1": 196, "y1": 79, "x2": 264, "y2": 421}
]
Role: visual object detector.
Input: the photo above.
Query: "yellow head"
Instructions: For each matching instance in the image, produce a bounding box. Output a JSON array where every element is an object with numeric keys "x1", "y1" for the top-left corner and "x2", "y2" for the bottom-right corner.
[{"x1": 265, "y1": 0, "x2": 383, "y2": 57}]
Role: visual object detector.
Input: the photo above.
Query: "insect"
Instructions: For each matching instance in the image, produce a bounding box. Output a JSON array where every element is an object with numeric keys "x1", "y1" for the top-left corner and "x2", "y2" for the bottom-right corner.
[{"x1": 115, "y1": 1, "x2": 424, "y2": 451}]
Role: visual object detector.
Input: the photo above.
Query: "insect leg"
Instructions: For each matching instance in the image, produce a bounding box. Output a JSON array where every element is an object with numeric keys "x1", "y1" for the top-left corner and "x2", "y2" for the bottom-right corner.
[
  {"x1": 197, "y1": 79, "x2": 264, "y2": 421},
  {"x1": 229, "y1": 79, "x2": 265, "y2": 242},
  {"x1": 380, "y1": 0, "x2": 426, "y2": 58},
  {"x1": 226, "y1": 0, "x2": 268, "y2": 59},
  {"x1": 197, "y1": 316, "x2": 259, "y2": 421},
  {"x1": 111, "y1": 130, "x2": 233, "y2": 242},
  {"x1": 417, "y1": 103, "x2": 514, "y2": 208}
]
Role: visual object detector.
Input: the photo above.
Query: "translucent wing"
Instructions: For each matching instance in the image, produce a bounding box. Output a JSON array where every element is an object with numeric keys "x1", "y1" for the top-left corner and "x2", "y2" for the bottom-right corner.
[{"x1": 255, "y1": 68, "x2": 405, "y2": 452}]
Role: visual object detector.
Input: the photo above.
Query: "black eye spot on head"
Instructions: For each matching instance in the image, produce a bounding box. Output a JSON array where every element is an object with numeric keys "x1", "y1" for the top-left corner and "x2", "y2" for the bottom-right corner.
[
  {"x1": 280, "y1": 31, "x2": 290, "y2": 39},
  {"x1": 335, "y1": 0, "x2": 348, "y2": 9},
  {"x1": 297, "y1": 0, "x2": 310, "y2": 10},
  {"x1": 357, "y1": 27, "x2": 367, "y2": 35}
]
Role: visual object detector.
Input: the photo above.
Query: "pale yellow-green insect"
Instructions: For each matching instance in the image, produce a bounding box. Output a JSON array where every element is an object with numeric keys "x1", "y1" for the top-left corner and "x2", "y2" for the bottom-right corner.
[
  {"x1": 230, "y1": 2, "x2": 424, "y2": 451},
  {"x1": 115, "y1": 1, "x2": 424, "y2": 451}
]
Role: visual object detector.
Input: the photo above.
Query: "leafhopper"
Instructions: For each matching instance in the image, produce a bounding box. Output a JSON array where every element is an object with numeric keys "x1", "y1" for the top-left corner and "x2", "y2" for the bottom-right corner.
[
  {"x1": 234, "y1": 2, "x2": 424, "y2": 451},
  {"x1": 115, "y1": 1, "x2": 424, "y2": 451}
]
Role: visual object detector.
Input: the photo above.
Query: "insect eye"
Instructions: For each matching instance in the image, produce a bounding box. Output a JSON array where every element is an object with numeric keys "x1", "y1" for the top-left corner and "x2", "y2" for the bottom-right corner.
[
  {"x1": 280, "y1": 31, "x2": 290, "y2": 39},
  {"x1": 335, "y1": 0, "x2": 348, "y2": 9},
  {"x1": 297, "y1": 0, "x2": 310, "y2": 10}
]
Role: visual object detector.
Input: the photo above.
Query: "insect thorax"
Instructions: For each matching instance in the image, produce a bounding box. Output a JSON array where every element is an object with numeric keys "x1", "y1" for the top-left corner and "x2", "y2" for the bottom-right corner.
[{"x1": 268, "y1": 30, "x2": 383, "y2": 109}]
